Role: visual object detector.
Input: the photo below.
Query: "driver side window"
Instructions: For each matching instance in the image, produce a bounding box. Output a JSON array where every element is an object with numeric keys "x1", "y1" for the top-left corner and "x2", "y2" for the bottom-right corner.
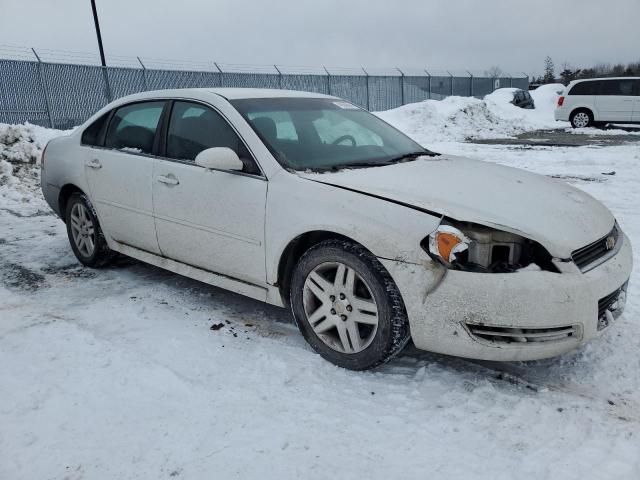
[
  {"x1": 166, "y1": 101, "x2": 260, "y2": 175},
  {"x1": 312, "y1": 110, "x2": 383, "y2": 147}
]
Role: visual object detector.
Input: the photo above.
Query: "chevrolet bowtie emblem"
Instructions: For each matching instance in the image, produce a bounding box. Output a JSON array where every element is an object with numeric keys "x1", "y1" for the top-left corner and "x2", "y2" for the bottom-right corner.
[{"x1": 605, "y1": 236, "x2": 616, "y2": 250}]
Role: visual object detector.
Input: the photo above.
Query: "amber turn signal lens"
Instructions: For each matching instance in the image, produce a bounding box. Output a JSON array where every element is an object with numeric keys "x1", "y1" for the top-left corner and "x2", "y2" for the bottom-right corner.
[{"x1": 436, "y1": 232, "x2": 462, "y2": 262}]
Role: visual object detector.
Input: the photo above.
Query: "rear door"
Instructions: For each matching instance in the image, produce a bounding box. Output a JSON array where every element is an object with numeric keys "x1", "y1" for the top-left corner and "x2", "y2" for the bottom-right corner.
[
  {"x1": 84, "y1": 100, "x2": 166, "y2": 254},
  {"x1": 595, "y1": 79, "x2": 635, "y2": 122},
  {"x1": 152, "y1": 100, "x2": 267, "y2": 285}
]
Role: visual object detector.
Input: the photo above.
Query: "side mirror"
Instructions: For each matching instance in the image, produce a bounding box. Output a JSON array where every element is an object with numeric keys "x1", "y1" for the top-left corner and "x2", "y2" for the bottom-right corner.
[{"x1": 195, "y1": 147, "x2": 243, "y2": 171}]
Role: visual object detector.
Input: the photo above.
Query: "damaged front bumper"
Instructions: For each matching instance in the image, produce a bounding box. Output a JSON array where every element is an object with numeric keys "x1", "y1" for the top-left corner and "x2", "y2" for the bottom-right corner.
[{"x1": 380, "y1": 233, "x2": 633, "y2": 361}]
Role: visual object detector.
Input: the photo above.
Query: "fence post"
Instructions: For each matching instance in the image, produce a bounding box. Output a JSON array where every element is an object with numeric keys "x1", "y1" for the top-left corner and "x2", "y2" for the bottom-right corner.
[
  {"x1": 508, "y1": 74, "x2": 513, "y2": 88},
  {"x1": 424, "y1": 69, "x2": 431, "y2": 100},
  {"x1": 323, "y1": 66, "x2": 331, "y2": 95},
  {"x1": 396, "y1": 68, "x2": 405, "y2": 106},
  {"x1": 273, "y1": 65, "x2": 283, "y2": 89},
  {"x1": 31, "y1": 48, "x2": 54, "y2": 128},
  {"x1": 362, "y1": 67, "x2": 370, "y2": 110},
  {"x1": 137, "y1": 56, "x2": 148, "y2": 91},
  {"x1": 447, "y1": 71, "x2": 454, "y2": 97},
  {"x1": 214, "y1": 62, "x2": 224, "y2": 87},
  {"x1": 467, "y1": 70, "x2": 473, "y2": 97},
  {"x1": 100, "y1": 66, "x2": 112, "y2": 102}
]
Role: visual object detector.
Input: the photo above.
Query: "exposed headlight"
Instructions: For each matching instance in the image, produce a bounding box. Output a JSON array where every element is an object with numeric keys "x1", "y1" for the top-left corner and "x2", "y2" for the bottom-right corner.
[
  {"x1": 428, "y1": 225, "x2": 470, "y2": 264},
  {"x1": 423, "y1": 220, "x2": 559, "y2": 273}
]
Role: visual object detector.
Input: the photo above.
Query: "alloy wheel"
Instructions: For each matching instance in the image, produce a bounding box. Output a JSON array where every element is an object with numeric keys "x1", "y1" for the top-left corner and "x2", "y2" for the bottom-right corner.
[
  {"x1": 70, "y1": 203, "x2": 96, "y2": 257},
  {"x1": 302, "y1": 262, "x2": 379, "y2": 354},
  {"x1": 573, "y1": 112, "x2": 590, "y2": 128}
]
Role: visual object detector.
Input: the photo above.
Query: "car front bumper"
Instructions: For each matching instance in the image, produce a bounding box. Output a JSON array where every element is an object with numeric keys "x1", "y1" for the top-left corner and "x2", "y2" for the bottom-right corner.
[{"x1": 381, "y1": 233, "x2": 633, "y2": 361}]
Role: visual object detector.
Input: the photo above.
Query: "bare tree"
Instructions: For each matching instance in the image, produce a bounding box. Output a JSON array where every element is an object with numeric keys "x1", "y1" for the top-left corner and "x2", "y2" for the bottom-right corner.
[{"x1": 484, "y1": 65, "x2": 503, "y2": 78}]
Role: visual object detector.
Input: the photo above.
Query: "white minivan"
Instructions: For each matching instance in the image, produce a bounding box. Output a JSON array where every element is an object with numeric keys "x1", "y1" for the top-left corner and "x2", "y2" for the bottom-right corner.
[{"x1": 555, "y1": 77, "x2": 640, "y2": 128}]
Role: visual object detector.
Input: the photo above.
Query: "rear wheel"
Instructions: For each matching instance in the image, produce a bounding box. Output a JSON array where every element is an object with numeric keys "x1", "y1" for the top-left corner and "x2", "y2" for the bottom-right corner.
[
  {"x1": 570, "y1": 109, "x2": 593, "y2": 128},
  {"x1": 65, "y1": 193, "x2": 116, "y2": 268},
  {"x1": 290, "y1": 239, "x2": 411, "y2": 370}
]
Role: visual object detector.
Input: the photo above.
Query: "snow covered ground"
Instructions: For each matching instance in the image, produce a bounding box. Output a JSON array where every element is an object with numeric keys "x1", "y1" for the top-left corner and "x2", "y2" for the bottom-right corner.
[{"x1": 1, "y1": 94, "x2": 639, "y2": 480}]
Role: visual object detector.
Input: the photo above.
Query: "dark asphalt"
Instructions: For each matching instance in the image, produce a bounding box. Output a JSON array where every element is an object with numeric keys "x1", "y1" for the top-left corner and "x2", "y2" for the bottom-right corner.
[{"x1": 470, "y1": 126, "x2": 640, "y2": 147}]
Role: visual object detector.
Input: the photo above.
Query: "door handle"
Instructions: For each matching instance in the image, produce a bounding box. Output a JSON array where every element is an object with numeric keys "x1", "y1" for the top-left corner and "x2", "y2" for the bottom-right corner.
[
  {"x1": 157, "y1": 175, "x2": 179, "y2": 185},
  {"x1": 86, "y1": 159, "x2": 102, "y2": 169}
]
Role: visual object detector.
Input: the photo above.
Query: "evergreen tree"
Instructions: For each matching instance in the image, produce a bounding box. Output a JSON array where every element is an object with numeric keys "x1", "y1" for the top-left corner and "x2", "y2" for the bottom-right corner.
[{"x1": 543, "y1": 56, "x2": 555, "y2": 83}]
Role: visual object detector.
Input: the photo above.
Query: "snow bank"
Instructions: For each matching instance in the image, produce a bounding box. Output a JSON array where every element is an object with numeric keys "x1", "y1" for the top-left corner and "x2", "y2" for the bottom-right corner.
[
  {"x1": 0, "y1": 123, "x2": 67, "y2": 210},
  {"x1": 377, "y1": 89, "x2": 568, "y2": 144},
  {"x1": 530, "y1": 83, "x2": 565, "y2": 114},
  {"x1": 0, "y1": 123, "x2": 66, "y2": 165},
  {"x1": 377, "y1": 92, "x2": 565, "y2": 144}
]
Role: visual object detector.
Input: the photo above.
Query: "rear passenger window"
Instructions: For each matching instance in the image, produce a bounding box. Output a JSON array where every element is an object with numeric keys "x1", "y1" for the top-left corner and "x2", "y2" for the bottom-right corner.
[
  {"x1": 569, "y1": 81, "x2": 600, "y2": 95},
  {"x1": 81, "y1": 112, "x2": 110, "y2": 146},
  {"x1": 166, "y1": 101, "x2": 259, "y2": 174},
  {"x1": 600, "y1": 79, "x2": 635, "y2": 96},
  {"x1": 105, "y1": 101, "x2": 165, "y2": 154}
]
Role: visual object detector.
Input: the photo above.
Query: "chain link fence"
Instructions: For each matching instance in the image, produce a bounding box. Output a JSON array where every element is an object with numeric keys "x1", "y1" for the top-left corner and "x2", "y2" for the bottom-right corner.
[{"x1": 0, "y1": 50, "x2": 528, "y2": 129}]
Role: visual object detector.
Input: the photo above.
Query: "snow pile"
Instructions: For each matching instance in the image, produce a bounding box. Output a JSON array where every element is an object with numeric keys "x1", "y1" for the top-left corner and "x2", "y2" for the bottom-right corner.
[
  {"x1": 377, "y1": 92, "x2": 566, "y2": 145},
  {"x1": 530, "y1": 83, "x2": 565, "y2": 114},
  {"x1": 0, "y1": 124, "x2": 43, "y2": 165},
  {"x1": 0, "y1": 123, "x2": 66, "y2": 210},
  {"x1": 482, "y1": 87, "x2": 520, "y2": 105}
]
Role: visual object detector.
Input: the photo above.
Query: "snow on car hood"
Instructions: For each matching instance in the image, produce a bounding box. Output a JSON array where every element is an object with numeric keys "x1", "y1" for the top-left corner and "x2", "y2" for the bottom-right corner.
[{"x1": 298, "y1": 155, "x2": 615, "y2": 258}]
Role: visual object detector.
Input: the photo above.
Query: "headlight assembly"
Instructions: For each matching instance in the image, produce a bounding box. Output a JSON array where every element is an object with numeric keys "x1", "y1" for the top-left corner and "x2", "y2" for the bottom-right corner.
[{"x1": 423, "y1": 220, "x2": 559, "y2": 273}]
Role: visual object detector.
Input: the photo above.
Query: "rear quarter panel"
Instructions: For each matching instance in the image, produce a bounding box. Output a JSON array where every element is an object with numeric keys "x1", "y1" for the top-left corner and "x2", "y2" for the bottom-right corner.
[
  {"x1": 563, "y1": 95, "x2": 599, "y2": 120},
  {"x1": 41, "y1": 134, "x2": 89, "y2": 216}
]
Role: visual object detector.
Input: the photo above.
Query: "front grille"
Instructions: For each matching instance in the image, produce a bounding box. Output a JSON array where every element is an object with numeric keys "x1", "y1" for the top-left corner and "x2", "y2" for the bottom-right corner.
[
  {"x1": 572, "y1": 225, "x2": 619, "y2": 272},
  {"x1": 597, "y1": 282, "x2": 628, "y2": 331},
  {"x1": 466, "y1": 324, "x2": 580, "y2": 344}
]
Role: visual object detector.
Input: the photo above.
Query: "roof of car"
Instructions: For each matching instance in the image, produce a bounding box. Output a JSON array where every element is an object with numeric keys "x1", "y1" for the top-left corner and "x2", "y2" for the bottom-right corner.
[
  {"x1": 117, "y1": 88, "x2": 338, "y2": 102},
  {"x1": 209, "y1": 88, "x2": 337, "y2": 100},
  {"x1": 570, "y1": 77, "x2": 640, "y2": 84}
]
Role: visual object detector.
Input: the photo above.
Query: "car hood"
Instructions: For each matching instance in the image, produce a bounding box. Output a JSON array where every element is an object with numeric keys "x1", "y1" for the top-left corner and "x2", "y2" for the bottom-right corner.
[{"x1": 298, "y1": 155, "x2": 614, "y2": 258}]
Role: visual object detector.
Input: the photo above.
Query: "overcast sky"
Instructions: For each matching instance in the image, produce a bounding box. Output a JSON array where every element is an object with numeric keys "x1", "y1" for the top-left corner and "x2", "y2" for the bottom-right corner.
[{"x1": 1, "y1": 0, "x2": 638, "y2": 76}]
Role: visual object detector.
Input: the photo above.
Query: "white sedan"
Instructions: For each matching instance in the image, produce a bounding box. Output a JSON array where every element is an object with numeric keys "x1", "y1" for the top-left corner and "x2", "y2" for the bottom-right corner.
[{"x1": 41, "y1": 88, "x2": 633, "y2": 370}]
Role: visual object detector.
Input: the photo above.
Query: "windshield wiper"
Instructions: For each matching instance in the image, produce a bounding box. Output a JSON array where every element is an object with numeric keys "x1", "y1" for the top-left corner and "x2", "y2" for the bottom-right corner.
[
  {"x1": 386, "y1": 150, "x2": 440, "y2": 164},
  {"x1": 308, "y1": 150, "x2": 441, "y2": 172}
]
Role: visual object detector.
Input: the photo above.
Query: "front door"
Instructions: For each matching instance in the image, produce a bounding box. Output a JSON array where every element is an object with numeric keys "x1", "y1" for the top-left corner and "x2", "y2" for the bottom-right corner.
[
  {"x1": 152, "y1": 100, "x2": 267, "y2": 285},
  {"x1": 84, "y1": 100, "x2": 166, "y2": 254},
  {"x1": 595, "y1": 79, "x2": 635, "y2": 122}
]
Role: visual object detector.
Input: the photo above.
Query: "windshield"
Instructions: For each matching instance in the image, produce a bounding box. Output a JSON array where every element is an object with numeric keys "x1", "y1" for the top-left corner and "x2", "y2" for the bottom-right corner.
[{"x1": 230, "y1": 97, "x2": 432, "y2": 171}]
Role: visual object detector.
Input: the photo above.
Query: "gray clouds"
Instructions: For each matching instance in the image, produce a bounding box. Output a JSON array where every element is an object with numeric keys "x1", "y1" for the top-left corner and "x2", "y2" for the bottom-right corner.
[{"x1": 1, "y1": 0, "x2": 638, "y2": 75}]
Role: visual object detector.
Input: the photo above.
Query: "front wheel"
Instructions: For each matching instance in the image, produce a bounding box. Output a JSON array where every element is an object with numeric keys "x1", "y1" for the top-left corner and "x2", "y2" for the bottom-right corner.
[
  {"x1": 65, "y1": 193, "x2": 117, "y2": 268},
  {"x1": 570, "y1": 110, "x2": 593, "y2": 128},
  {"x1": 290, "y1": 239, "x2": 411, "y2": 370}
]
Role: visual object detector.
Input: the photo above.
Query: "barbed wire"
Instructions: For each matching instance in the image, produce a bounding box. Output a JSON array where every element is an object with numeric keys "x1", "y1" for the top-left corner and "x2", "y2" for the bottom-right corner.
[{"x1": 0, "y1": 43, "x2": 528, "y2": 78}]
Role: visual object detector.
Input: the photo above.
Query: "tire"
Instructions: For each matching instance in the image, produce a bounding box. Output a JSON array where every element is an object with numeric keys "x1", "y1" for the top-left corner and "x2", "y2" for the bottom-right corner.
[
  {"x1": 570, "y1": 109, "x2": 593, "y2": 129},
  {"x1": 65, "y1": 193, "x2": 117, "y2": 268},
  {"x1": 290, "y1": 239, "x2": 411, "y2": 370}
]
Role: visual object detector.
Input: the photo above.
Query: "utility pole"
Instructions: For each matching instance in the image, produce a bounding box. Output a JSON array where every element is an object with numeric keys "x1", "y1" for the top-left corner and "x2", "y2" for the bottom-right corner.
[
  {"x1": 90, "y1": 0, "x2": 111, "y2": 101},
  {"x1": 90, "y1": 0, "x2": 106, "y2": 67}
]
